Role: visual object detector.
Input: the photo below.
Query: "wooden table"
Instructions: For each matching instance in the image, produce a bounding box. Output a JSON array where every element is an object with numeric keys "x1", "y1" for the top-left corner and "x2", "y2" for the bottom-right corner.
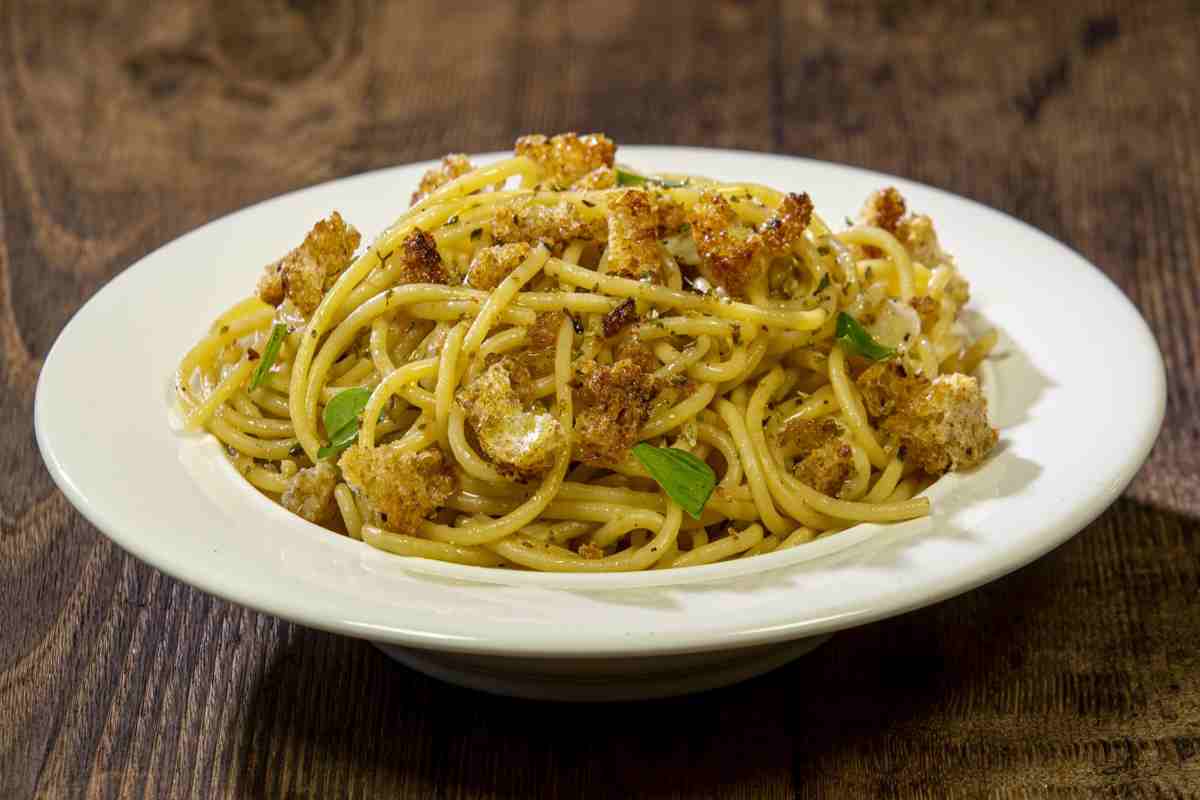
[{"x1": 3, "y1": 1, "x2": 1197, "y2": 796}]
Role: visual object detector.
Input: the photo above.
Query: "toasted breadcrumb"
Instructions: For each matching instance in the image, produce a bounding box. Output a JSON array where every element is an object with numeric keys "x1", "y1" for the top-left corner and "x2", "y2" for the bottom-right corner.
[
  {"x1": 614, "y1": 338, "x2": 661, "y2": 375},
  {"x1": 338, "y1": 444, "x2": 456, "y2": 534},
  {"x1": 882, "y1": 374, "x2": 997, "y2": 474},
  {"x1": 910, "y1": 296, "x2": 940, "y2": 333},
  {"x1": 859, "y1": 188, "x2": 959, "y2": 271},
  {"x1": 606, "y1": 189, "x2": 667, "y2": 282},
  {"x1": 780, "y1": 418, "x2": 854, "y2": 497},
  {"x1": 466, "y1": 242, "x2": 532, "y2": 290},
  {"x1": 516, "y1": 132, "x2": 616, "y2": 188},
  {"x1": 759, "y1": 192, "x2": 814, "y2": 253},
  {"x1": 859, "y1": 187, "x2": 907, "y2": 233},
  {"x1": 457, "y1": 359, "x2": 566, "y2": 480},
  {"x1": 796, "y1": 439, "x2": 855, "y2": 496},
  {"x1": 648, "y1": 190, "x2": 689, "y2": 235},
  {"x1": 574, "y1": 343, "x2": 663, "y2": 466},
  {"x1": 856, "y1": 360, "x2": 924, "y2": 420},
  {"x1": 257, "y1": 212, "x2": 361, "y2": 316},
  {"x1": 280, "y1": 462, "x2": 339, "y2": 524},
  {"x1": 896, "y1": 214, "x2": 953, "y2": 267},
  {"x1": 491, "y1": 197, "x2": 608, "y2": 253},
  {"x1": 578, "y1": 542, "x2": 605, "y2": 559},
  {"x1": 780, "y1": 417, "x2": 841, "y2": 453},
  {"x1": 688, "y1": 191, "x2": 762, "y2": 297},
  {"x1": 395, "y1": 228, "x2": 448, "y2": 284},
  {"x1": 411, "y1": 154, "x2": 474, "y2": 206}
]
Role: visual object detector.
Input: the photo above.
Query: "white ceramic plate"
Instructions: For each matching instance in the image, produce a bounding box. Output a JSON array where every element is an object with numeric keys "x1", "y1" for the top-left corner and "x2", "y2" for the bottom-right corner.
[{"x1": 36, "y1": 148, "x2": 1165, "y2": 700}]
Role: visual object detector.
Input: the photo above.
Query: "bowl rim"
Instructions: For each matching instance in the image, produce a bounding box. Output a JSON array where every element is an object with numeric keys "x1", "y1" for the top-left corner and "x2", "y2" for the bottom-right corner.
[{"x1": 35, "y1": 145, "x2": 1166, "y2": 657}]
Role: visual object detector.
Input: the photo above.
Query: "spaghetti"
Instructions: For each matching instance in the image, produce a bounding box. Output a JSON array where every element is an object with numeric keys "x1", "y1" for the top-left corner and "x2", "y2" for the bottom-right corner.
[{"x1": 176, "y1": 133, "x2": 998, "y2": 572}]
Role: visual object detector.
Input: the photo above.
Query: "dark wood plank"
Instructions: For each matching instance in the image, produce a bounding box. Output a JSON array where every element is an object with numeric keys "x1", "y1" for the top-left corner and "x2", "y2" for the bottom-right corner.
[{"x1": 1, "y1": 0, "x2": 1198, "y2": 797}]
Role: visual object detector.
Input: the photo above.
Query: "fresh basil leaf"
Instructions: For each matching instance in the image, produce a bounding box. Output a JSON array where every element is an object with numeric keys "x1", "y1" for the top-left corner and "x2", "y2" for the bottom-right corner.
[
  {"x1": 317, "y1": 419, "x2": 359, "y2": 460},
  {"x1": 249, "y1": 324, "x2": 288, "y2": 391},
  {"x1": 616, "y1": 169, "x2": 687, "y2": 189},
  {"x1": 323, "y1": 386, "x2": 372, "y2": 436},
  {"x1": 632, "y1": 443, "x2": 716, "y2": 519},
  {"x1": 835, "y1": 312, "x2": 896, "y2": 361}
]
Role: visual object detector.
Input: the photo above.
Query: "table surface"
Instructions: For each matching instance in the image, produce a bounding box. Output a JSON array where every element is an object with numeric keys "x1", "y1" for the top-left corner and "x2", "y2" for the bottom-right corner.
[{"x1": 3, "y1": 1, "x2": 1198, "y2": 797}]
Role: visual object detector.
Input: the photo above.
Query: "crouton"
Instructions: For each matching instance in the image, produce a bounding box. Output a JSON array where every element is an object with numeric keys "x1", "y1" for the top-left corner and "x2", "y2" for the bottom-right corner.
[
  {"x1": 688, "y1": 190, "x2": 762, "y2": 297},
  {"x1": 280, "y1": 462, "x2": 339, "y2": 524},
  {"x1": 337, "y1": 444, "x2": 456, "y2": 534},
  {"x1": 882, "y1": 373, "x2": 997, "y2": 474},
  {"x1": 648, "y1": 190, "x2": 690, "y2": 235},
  {"x1": 606, "y1": 189, "x2": 666, "y2": 282},
  {"x1": 466, "y1": 242, "x2": 532, "y2": 290},
  {"x1": 759, "y1": 192, "x2": 814, "y2": 253},
  {"x1": 457, "y1": 359, "x2": 566, "y2": 480},
  {"x1": 795, "y1": 439, "x2": 855, "y2": 496},
  {"x1": 856, "y1": 360, "x2": 924, "y2": 420},
  {"x1": 910, "y1": 295, "x2": 940, "y2": 333},
  {"x1": 394, "y1": 228, "x2": 448, "y2": 285},
  {"x1": 257, "y1": 212, "x2": 361, "y2": 316},
  {"x1": 896, "y1": 214, "x2": 952, "y2": 267},
  {"x1": 515, "y1": 132, "x2": 616, "y2": 188},
  {"x1": 411, "y1": 154, "x2": 474, "y2": 206},
  {"x1": 780, "y1": 418, "x2": 854, "y2": 497},
  {"x1": 779, "y1": 417, "x2": 841, "y2": 453},
  {"x1": 859, "y1": 187, "x2": 907, "y2": 233},
  {"x1": 614, "y1": 338, "x2": 661, "y2": 375},
  {"x1": 491, "y1": 197, "x2": 608, "y2": 252},
  {"x1": 574, "y1": 344, "x2": 664, "y2": 466}
]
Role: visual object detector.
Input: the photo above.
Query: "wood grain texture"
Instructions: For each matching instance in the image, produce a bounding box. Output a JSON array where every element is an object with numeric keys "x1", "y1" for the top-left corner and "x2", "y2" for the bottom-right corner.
[{"x1": 1, "y1": 0, "x2": 1198, "y2": 797}]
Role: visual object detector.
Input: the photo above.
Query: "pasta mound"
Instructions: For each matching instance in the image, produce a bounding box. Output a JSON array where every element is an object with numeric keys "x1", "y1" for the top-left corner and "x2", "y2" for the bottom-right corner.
[{"x1": 177, "y1": 132, "x2": 999, "y2": 572}]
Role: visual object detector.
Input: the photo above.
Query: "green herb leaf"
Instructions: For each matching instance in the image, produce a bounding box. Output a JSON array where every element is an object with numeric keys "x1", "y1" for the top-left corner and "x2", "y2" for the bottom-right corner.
[
  {"x1": 632, "y1": 443, "x2": 716, "y2": 519},
  {"x1": 616, "y1": 168, "x2": 647, "y2": 186},
  {"x1": 323, "y1": 386, "x2": 372, "y2": 435},
  {"x1": 835, "y1": 312, "x2": 896, "y2": 361},
  {"x1": 616, "y1": 169, "x2": 687, "y2": 189},
  {"x1": 249, "y1": 324, "x2": 287, "y2": 391},
  {"x1": 317, "y1": 387, "x2": 374, "y2": 460},
  {"x1": 813, "y1": 273, "x2": 831, "y2": 295},
  {"x1": 317, "y1": 420, "x2": 359, "y2": 460}
]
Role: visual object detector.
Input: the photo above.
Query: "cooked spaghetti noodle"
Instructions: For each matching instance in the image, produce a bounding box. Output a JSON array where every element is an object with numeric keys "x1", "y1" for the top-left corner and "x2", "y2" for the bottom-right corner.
[{"x1": 175, "y1": 133, "x2": 998, "y2": 572}]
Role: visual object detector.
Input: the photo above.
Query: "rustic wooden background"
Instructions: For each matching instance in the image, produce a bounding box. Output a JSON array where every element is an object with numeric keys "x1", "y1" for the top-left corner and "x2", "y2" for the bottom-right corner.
[{"x1": 2, "y1": 0, "x2": 1198, "y2": 797}]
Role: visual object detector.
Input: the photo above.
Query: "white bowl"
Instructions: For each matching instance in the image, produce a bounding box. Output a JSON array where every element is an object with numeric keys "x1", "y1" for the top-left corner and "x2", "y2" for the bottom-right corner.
[{"x1": 35, "y1": 147, "x2": 1165, "y2": 701}]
